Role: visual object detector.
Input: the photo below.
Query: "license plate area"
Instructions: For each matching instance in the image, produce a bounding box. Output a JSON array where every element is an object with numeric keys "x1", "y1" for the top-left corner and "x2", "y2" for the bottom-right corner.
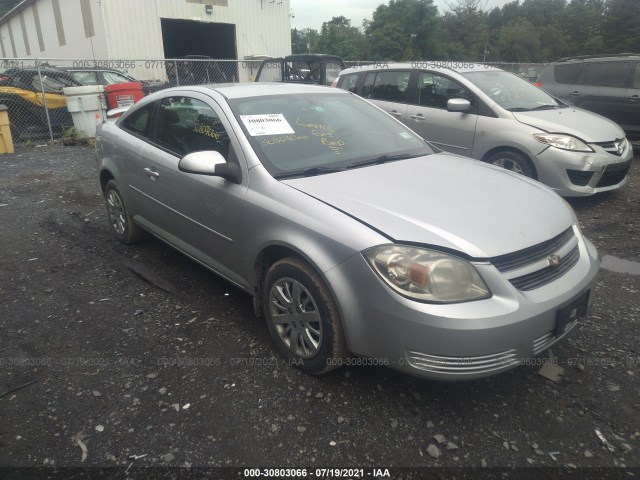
[{"x1": 556, "y1": 290, "x2": 590, "y2": 337}]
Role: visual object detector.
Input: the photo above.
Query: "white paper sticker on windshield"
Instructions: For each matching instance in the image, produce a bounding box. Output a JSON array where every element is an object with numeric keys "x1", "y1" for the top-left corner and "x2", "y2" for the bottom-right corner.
[{"x1": 240, "y1": 114, "x2": 295, "y2": 136}]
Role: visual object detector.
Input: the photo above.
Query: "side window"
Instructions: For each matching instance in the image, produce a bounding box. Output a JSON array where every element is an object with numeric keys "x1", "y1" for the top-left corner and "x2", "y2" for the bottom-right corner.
[
  {"x1": 632, "y1": 63, "x2": 640, "y2": 89},
  {"x1": 579, "y1": 62, "x2": 631, "y2": 88},
  {"x1": 121, "y1": 103, "x2": 154, "y2": 139},
  {"x1": 71, "y1": 71, "x2": 99, "y2": 85},
  {"x1": 554, "y1": 63, "x2": 582, "y2": 84},
  {"x1": 156, "y1": 96, "x2": 230, "y2": 158},
  {"x1": 417, "y1": 73, "x2": 474, "y2": 109},
  {"x1": 339, "y1": 73, "x2": 360, "y2": 93},
  {"x1": 362, "y1": 70, "x2": 410, "y2": 102}
]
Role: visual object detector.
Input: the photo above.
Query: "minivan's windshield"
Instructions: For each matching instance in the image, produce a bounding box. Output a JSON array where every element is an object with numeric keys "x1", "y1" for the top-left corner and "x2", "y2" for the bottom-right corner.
[
  {"x1": 462, "y1": 71, "x2": 563, "y2": 112},
  {"x1": 229, "y1": 93, "x2": 432, "y2": 178}
]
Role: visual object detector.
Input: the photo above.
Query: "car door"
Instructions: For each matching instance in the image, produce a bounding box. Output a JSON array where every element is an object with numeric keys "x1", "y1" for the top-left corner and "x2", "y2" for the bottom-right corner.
[
  {"x1": 567, "y1": 61, "x2": 632, "y2": 126},
  {"x1": 404, "y1": 71, "x2": 478, "y2": 155},
  {"x1": 360, "y1": 69, "x2": 413, "y2": 121},
  {"x1": 622, "y1": 61, "x2": 640, "y2": 134},
  {"x1": 136, "y1": 93, "x2": 248, "y2": 287}
]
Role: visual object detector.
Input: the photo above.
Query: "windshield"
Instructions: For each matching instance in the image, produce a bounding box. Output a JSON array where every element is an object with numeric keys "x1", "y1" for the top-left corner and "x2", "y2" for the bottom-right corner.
[
  {"x1": 229, "y1": 93, "x2": 432, "y2": 178},
  {"x1": 462, "y1": 71, "x2": 562, "y2": 111}
]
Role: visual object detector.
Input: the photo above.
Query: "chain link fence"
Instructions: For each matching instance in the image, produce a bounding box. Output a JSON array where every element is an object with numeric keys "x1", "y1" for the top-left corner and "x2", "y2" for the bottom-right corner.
[{"x1": 0, "y1": 57, "x2": 548, "y2": 145}]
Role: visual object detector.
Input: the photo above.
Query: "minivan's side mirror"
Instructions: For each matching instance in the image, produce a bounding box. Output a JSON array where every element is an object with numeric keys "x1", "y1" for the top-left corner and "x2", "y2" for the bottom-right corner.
[
  {"x1": 178, "y1": 151, "x2": 242, "y2": 184},
  {"x1": 447, "y1": 98, "x2": 471, "y2": 113}
]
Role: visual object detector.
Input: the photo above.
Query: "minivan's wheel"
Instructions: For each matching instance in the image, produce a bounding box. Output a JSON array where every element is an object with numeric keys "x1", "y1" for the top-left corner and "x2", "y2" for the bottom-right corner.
[
  {"x1": 104, "y1": 180, "x2": 144, "y2": 244},
  {"x1": 263, "y1": 256, "x2": 347, "y2": 374},
  {"x1": 485, "y1": 150, "x2": 535, "y2": 178}
]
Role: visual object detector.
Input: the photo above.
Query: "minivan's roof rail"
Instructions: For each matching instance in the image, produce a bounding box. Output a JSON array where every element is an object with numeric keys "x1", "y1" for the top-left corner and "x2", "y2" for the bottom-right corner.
[{"x1": 556, "y1": 53, "x2": 640, "y2": 62}]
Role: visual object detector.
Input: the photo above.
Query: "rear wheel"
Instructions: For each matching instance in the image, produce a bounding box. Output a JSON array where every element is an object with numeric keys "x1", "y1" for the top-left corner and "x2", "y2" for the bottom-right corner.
[
  {"x1": 485, "y1": 150, "x2": 535, "y2": 178},
  {"x1": 263, "y1": 256, "x2": 347, "y2": 374},
  {"x1": 104, "y1": 180, "x2": 144, "y2": 244}
]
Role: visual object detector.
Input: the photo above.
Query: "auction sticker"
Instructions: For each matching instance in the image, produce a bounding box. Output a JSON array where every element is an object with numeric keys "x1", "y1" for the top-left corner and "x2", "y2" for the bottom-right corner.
[{"x1": 240, "y1": 114, "x2": 295, "y2": 136}]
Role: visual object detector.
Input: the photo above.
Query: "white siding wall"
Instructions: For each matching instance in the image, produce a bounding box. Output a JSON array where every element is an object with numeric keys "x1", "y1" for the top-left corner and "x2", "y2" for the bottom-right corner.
[
  {"x1": 102, "y1": 0, "x2": 291, "y2": 81},
  {"x1": 0, "y1": 0, "x2": 108, "y2": 59},
  {"x1": 0, "y1": 0, "x2": 291, "y2": 82}
]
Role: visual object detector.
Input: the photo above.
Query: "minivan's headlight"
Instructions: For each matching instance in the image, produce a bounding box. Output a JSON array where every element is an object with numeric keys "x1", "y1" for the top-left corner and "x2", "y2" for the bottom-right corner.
[
  {"x1": 534, "y1": 133, "x2": 593, "y2": 152},
  {"x1": 364, "y1": 245, "x2": 491, "y2": 303}
]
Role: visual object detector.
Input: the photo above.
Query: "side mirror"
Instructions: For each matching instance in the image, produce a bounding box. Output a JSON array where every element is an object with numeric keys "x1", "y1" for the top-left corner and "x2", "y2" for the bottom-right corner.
[
  {"x1": 447, "y1": 98, "x2": 471, "y2": 113},
  {"x1": 178, "y1": 151, "x2": 242, "y2": 184}
]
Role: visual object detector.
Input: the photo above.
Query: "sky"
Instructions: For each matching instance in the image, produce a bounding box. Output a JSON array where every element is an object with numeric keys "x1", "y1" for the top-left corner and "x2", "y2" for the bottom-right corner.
[{"x1": 290, "y1": 0, "x2": 513, "y2": 31}]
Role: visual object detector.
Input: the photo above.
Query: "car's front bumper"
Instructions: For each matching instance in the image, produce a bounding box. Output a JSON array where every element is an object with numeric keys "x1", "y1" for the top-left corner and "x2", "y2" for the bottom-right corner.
[
  {"x1": 325, "y1": 234, "x2": 599, "y2": 380},
  {"x1": 534, "y1": 141, "x2": 633, "y2": 197}
]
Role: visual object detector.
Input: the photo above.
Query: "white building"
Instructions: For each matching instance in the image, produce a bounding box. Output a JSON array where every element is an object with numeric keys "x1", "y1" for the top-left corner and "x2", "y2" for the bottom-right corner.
[{"x1": 0, "y1": 0, "x2": 291, "y2": 80}]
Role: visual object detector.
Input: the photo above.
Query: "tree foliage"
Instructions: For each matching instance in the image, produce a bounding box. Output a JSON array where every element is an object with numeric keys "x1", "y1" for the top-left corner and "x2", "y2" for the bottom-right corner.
[{"x1": 292, "y1": 0, "x2": 640, "y2": 62}]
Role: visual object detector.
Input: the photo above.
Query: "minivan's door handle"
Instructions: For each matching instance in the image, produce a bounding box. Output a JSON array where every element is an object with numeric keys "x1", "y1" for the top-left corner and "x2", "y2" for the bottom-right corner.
[
  {"x1": 569, "y1": 91, "x2": 580, "y2": 96},
  {"x1": 388, "y1": 110, "x2": 403, "y2": 117},
  {"x1": 410, "y1": 113, "x2": 426, "y2": 121},
  {"x1": 630, "y1": 95, "x2": 640, "y2": 102},
  {"x1": 144, "y1": 167, "x2": 160, "y2": 180}
]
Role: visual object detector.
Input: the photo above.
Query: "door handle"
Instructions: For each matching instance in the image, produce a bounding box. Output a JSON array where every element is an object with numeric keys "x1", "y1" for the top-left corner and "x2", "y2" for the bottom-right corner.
[
  {"x1": 388, "y1": 110, "x2": 402, "y2": 117},
  {"x1": 569, "y1": 91, "x2": 580, "y2": 96},
  {"x1": 410, "y1": 113, "x2": 426, "y2": 121},
  {"x1": 144, "y1": 167, "x2": 159, "y2": 180},
  {"x1": 630, "y1": 95, "x2": 640, "y2": 102}
]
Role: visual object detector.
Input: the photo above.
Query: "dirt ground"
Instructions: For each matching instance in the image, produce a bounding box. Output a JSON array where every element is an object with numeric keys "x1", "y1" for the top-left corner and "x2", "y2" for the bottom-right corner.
[{"x1": 1, "y1": 143, "x2": 639, "y2": 476}]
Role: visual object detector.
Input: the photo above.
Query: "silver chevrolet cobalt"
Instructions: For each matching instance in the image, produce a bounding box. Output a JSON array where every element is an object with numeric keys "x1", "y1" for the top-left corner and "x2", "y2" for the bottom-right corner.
[{"x1": 96, "y1": 83, "x2": 599, "y2": 380}]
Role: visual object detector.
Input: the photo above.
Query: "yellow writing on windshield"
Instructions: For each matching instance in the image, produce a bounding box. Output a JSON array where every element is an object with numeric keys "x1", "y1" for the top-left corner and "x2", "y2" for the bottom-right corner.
[
  {"x1": 261, "y1": 134, "x2": 309, "y2": 146},
  {"x1": 193, "y1": 123, "x2": 220, "y2": 139},
  {"x1": 295, "y1": 117, "x2": 334, "y2": 137}
]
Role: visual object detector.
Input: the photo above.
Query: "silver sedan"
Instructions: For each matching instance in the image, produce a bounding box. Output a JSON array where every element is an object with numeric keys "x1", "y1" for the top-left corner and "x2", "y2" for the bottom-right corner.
[{"x1": 96, "y1": 83, "x2": 599, "y2": 380}]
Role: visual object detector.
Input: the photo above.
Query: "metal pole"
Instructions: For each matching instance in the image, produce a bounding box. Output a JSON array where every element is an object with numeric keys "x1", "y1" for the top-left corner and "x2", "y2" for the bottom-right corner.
[
  {"x1": 175, "y1": 60, "x2": 180, "y2": 86},
  {"x1": 36, "y1": 59, "x2": 55, "y2": 144}
]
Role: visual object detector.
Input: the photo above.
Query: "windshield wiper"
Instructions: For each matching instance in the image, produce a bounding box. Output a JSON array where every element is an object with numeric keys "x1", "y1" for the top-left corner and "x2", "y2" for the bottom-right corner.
[
  {"x1": 346, "y1": 153, "x2": 422, "y2": 170},
  {"x1": 509, "y1": 105, "x2": 561, "y2": 112},
  {"x1": 275, "y1": 166, "x2": 343, "y2": 179}
]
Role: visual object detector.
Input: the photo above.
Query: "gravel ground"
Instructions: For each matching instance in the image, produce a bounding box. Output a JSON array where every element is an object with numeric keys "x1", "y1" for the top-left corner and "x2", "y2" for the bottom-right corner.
[{"x1": 1, "y1": 144, "x2": 639, "y2": 475}]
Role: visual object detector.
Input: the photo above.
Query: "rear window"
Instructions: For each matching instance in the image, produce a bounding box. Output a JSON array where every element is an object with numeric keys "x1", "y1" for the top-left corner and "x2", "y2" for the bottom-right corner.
[
  {"x1": 338, "y1": 73, "x2": 360, "y2": 93},
  {"x1": 554, "y1": 63, "x2": 582, "y2": 84}
]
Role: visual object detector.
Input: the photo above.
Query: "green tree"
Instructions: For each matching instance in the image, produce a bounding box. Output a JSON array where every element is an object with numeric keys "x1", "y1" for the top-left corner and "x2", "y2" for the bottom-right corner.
[
  {"x1": 561, "y1": 0, "x2": 604, "y2": 56},
  {"x1": 365, "y1": 0, "x2": 441, "y2": 60},
  {"x1": 291, "y1": 28, "x2": 320, "y2": 54},
  {"x1": 602, "y1": 0, "x2": 640, "y2": 53},
  {"x1": 497, "y1": 20, "x2": 541, "y2": 61},
  {"x1": 440, "y1": 0, "x2": 489, "y2": 60},
  {"x1": 0, "y1": 0, "x2": 20, "y2": 18},
  {"x1": 315, "y1": 16, "x2": 365, "y2": 59}
]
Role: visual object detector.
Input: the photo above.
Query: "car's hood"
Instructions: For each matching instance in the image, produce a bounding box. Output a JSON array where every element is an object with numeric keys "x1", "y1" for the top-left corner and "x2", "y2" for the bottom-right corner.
[
  {"x1": 512, "y1": 107, "x2": 625, "y2": 142},
  {"x1": 283, "y1": 155, "x2": 574, "y2": 259}
]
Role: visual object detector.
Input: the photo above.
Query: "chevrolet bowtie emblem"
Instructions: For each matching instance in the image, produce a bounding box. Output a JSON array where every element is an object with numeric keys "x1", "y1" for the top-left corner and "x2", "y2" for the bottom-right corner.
[{"x1": 547, "y1": 254, "x2": 561, "y2": 267}]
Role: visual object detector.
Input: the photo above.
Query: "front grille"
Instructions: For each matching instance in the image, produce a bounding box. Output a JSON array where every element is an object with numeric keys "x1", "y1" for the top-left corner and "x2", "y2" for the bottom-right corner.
[
  {"x1": 406, "y1": 349, "x2": 520, "y2": 375},
  {"x1": 596, "y1": 159, "x2": 632, "y2": 188},
  {"x1": 594, "y1": 138, "x2": 625, "y2": 156},
  {"x1": 566, "y1": 169, "x2": 594, "y2": 186},
  {"x1": 492, "y1": 228, "x2": 574, "y2": 272},
  {"x1": 533, "y1": 320, "x2": 578, "y2": 355},
  {"x1": 510, "y1": 245, "x2": 580, "y2": 291}
]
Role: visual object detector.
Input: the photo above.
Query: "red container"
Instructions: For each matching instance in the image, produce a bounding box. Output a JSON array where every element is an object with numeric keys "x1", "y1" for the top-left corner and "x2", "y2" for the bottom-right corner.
[{"x1": 104, "y1": 82, "x2": 144, "y2": 110}]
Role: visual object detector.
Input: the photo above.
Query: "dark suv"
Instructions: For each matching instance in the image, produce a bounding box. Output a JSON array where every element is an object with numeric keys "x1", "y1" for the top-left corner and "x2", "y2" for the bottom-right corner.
[{"x1": 536, "y1": 54, "x2": 640, "y2": 141}]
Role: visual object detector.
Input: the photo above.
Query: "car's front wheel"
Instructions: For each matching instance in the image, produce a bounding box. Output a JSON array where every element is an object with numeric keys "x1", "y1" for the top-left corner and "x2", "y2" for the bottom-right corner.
[
  {"x1": 263, "y1": 256, "x2": 347, "y2": 374},
  {"x1": 485, "y1": 150, "x2": 535, "y2": 178},
  {"x1": 104, "y1": 179, "x2": 144, "y2": 244}
]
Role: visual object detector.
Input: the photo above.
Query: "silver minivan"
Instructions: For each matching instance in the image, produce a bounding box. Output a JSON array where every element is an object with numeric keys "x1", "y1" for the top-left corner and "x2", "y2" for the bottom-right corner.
[{"x1": 335, "y1": 63, "x2": 633, "y2": 196}]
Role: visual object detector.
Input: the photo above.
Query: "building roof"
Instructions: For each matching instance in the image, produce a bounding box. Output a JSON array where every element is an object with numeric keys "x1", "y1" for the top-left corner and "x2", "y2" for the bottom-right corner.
[{"x1": 0, "y1": 0, "x2": 34, "y2": 25}]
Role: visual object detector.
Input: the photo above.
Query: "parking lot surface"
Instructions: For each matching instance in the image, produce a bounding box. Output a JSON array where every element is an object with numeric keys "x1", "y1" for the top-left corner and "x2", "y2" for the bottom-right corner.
[{"x1": 1, "y1": 144, "x2": 639, "y2": 473}]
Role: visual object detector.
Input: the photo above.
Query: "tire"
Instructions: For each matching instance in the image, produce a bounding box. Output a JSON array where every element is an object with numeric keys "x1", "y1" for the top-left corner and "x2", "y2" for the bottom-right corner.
[
  {"x1": 104, "y1": 180, "x2": 144, "y2": 244},
  {"x1": 485, "y1": 150, "x2": 535, "y2": 178},
  {"x1": 263, "y1": 256, "x2": 347, "y2": 374}
]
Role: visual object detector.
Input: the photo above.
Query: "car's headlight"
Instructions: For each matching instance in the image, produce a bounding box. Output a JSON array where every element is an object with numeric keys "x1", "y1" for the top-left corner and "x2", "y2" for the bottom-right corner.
[
  {"x1": 364, "y1": 245, "x2": 491, "y2": 303},
  {"x1": 533, "y1": 133, "x2": 593, "y2": 152}
]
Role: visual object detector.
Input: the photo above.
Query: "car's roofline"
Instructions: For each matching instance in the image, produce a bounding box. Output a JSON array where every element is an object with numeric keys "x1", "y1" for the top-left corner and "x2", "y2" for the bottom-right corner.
[
  {"x1": 338, "y1": 62, "x2": 502, "y2": 76},
  {"x1": 555, "y1": 53, "x2": 640, "y2": 62},
  {"x1": 146, "y1": 82, "x2": 351, "y2": 99}
]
